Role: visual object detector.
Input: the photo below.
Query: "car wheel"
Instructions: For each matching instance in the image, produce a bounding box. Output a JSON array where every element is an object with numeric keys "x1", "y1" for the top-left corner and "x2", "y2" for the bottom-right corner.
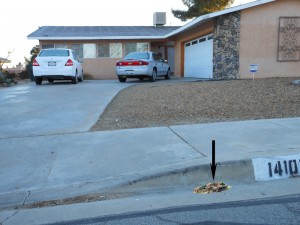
[
  {"x1": 47, "y1": 78, "x2": 54, "y2": 83},
  {"x1": 118, "y1": 77, "x2": 127, "y2": 83},
  {"x1": 165, "y1": 68, "x2": 171, "y2": 80},
  {"x1": 72, "y1": 71, "x2": 78, "y2": 84},
  {"x1": 149, "y1": 69, "x2": 157, "y2": 82},
  {"x1": 35, "y1": 77, "x2": 42, "y2": 85}
]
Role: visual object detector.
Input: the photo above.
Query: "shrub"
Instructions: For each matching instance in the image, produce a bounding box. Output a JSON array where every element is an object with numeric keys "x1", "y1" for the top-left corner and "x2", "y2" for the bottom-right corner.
[
  {"x1": 19, "y1": 70, "x2": 30, "y2": 80},
  {"x1": 0, "y1": 70, "x2": 18, "y2": 86}
]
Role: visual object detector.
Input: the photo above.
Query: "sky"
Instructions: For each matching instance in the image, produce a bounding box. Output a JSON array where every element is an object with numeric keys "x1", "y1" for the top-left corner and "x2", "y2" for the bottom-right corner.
[{"x1": 1, "y1": 0, "x2": 255, "y2": 68}]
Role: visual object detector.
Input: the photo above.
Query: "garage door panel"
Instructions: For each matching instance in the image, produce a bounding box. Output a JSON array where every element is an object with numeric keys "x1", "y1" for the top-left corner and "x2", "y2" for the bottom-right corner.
[{"x1": 184, "y1": 35, "x2": 213, "y2": 79}]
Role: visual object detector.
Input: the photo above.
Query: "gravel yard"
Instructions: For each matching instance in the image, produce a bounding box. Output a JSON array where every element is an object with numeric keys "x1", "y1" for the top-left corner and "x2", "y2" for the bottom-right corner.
[{"x1": 91, "y1": 77, "x2": 300, "y2": 131}]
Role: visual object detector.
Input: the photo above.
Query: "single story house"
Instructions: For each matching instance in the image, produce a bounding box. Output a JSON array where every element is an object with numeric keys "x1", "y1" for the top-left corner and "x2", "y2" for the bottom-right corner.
[{"x1": 28, "y1": 0, "x2": 300, "y2": 80}]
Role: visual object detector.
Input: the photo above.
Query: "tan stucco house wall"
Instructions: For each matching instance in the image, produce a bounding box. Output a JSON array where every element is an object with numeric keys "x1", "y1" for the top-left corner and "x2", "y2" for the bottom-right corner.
[{"x1": 239, "y1": 0, "x2": 300, "y2": 78}]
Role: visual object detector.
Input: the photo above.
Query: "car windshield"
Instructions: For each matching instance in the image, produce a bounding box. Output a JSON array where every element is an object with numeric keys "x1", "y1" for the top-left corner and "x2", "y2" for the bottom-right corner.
[
  {"x1": 124, "y1": 52, "x2": 150, "y2": 60},
  {"x1": 39, "y1": 49, "x2": 70, "y2": 57}
]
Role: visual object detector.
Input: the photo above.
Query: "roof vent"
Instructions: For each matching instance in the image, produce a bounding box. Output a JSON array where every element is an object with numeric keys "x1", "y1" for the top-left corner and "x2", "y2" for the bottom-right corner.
[{"x1": 153, "y1": 12, "x2": 166, "y2": 27}]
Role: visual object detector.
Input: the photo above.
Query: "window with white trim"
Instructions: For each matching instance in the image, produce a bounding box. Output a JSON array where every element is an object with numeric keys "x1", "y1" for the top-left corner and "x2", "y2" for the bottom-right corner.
[
  {"x1": 55, "y1": 44, "x2": 69, "y2": 49},
  {"x1": 125, "y1": 43, "x2": 137, "y2": 55},
  {"x1": 83, "y1": 44, "x2": 96, "y2": 58},
  {"x1": 109, "y1": 43, "x2": 122, "y2": 58},
  {"x1": 42, "y1": 44, "x2": 54, "y2": 49},
  {"x1": 125, "y1": 43, "x2": 149, "y2": 55},
  {"x1": 98, "y1": 43, "x2": 110, "y2": 58},
  {"x1": 137, "y1": 43, "x2": 149, "y2": 52},
  {"x1": 71, "y1": 44, "x2": 83, "y2": 58}
]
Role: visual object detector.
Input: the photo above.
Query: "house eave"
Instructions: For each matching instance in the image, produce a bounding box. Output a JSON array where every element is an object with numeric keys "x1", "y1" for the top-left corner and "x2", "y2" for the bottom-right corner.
[
  {"x1": 27, "y1": 36, "x2": 167, "y2": 41},
  {"x1": 165, "y1": 0, "x2": 275, "y2": 38}
]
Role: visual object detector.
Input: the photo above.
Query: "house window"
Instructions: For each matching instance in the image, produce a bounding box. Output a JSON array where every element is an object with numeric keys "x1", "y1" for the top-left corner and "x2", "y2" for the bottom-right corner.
[
  {"x1": 125, "y1": 43, "x2": 149, "y2": 55},
  {"x1": 42, "y1": 44, "x2": 54, "y2": 49},
  {"x1": 71, "y1": 44, "x2": 83, "y2": 58},
  {"x1": 98, "y1": 43, "x2": 110, "y2": 58},
  {"x1": 55, "y1": 44, "x2": 69, "y2": 49},
  {"x1": 109, "y1": 43, "x2": 122, "y2": 58},
  {"x1": 83, "y1": 44, "x2": 96, "y2": 58},
  {"x1": 137, "y1": 43, "x2": 149, "y2": 52},
  {"x1": 98, "y1": 43, "x2": 123, "y2": 58},
  {"x1": 199, "y1": 38, "x2": 206, "y2": 43},
  {"x1": 71, "y1": 51, "x2": 79, "y2": 61},
  {"x1": 125, "y1": 43, "x2": 137, "y2": 55}
]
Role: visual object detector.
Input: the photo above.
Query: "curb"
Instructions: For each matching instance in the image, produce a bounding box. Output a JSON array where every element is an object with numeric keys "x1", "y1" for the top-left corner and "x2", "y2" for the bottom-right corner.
[
  {"x1": 112, "y1": 159, "x2": 255, "y2": 193},
  {"x1": 0, "y1": 159, "x2": 255, "y2": 210}
]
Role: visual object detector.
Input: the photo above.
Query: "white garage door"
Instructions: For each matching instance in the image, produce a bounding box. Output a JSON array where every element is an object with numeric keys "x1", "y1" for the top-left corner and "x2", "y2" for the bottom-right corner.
[{"x1": 184, "y1": 34, "x2": 213, "y2": 78}]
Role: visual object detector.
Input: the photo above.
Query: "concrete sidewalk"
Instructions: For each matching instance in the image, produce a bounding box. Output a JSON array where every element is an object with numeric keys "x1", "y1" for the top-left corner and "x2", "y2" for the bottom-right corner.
[{"x1": 0, "y1": 117, "x2": 299, "y2": 210}]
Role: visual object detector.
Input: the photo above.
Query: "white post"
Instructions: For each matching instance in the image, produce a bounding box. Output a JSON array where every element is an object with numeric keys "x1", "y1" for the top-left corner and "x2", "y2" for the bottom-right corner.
[{"x1": 250, "y1": 64, "x2": 258, "y2": 81}]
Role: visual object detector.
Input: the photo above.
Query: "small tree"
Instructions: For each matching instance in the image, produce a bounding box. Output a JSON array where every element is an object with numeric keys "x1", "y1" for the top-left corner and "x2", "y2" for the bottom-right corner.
[
  {"x1": 172, "y1": 0, "x2": 234, "y2": 22},
  {"x1": 25, "y1": 45, "x2": 40, "y2": 66},
  {"x1": 22, "y1": 45, "x2": 40, "y2": 80}
]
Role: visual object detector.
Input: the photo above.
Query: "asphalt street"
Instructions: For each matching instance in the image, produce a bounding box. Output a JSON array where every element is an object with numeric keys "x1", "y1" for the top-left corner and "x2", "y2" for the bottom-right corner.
[
  {"x1": 32, "y1": 191, "x2": 300, "y2": 225},
  {"x1": 1, "y1": 178, "x2": 300, "y2": 225}
]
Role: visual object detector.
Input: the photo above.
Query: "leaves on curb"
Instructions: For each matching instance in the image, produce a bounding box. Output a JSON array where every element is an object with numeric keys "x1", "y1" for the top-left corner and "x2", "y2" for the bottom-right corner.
[
  {"x1": 194, "y1": 182, "x2": 231, "y2": 194},
  {"x1": 20, "y1": 192, "x2": 136, "y2": 209}
]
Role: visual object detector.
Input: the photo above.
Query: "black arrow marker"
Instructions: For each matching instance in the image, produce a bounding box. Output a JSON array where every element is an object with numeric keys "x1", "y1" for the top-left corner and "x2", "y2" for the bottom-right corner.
[{"x1": 210, "y1": 140, "x2": 217, "y2": 180}]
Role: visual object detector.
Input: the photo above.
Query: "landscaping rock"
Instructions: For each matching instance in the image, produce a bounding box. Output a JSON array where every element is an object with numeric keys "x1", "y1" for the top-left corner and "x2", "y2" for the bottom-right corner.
[
  {"x1": 292, "y1": 80, "x2": 300, "y2": 86},
  {"x1": 91, "y1": 77, "x2": 300, "y2": 131}
]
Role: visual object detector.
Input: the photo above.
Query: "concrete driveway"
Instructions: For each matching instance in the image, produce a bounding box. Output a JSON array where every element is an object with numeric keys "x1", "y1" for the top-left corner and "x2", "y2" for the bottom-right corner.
[{"x1": 0, "y1": 80, "x2": 132, "y2": 139}]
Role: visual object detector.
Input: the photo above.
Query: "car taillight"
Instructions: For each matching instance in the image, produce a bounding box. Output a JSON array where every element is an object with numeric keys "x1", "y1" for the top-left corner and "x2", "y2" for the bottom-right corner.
[
  {"x1": 33, "y1": 59, "x2": 39, "y2": 66},
  {"x1": 139, "y1": 61, "x2": 149, "y2": 65},
  {"x1": 116, "y1": 61, "x2": 149, "y2": 66},
  {"x1": 65, "y1": 59, "x2": 73, "y2": 66}
]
